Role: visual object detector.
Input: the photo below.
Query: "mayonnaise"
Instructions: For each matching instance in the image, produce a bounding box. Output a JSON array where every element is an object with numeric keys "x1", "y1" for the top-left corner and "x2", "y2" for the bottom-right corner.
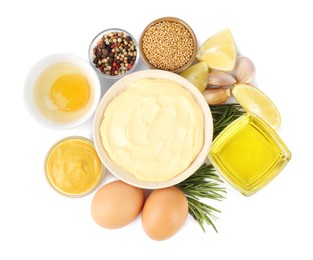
[{"x1": 100, "y1": 78, "x2": 204, "y2": 182}]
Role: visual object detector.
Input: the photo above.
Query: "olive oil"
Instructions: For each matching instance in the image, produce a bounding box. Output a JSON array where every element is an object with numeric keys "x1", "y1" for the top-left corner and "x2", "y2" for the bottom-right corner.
[{"x1": 208, "y1": 113, "x2": 291, "y2": 196}]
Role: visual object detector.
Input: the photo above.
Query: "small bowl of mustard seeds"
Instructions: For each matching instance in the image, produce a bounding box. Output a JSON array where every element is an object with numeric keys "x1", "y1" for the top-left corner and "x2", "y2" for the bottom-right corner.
[
  {"x1": 139, "y1": 17, "x2": 198, "y2": 73},
  {"x1": 89, "y1": 28, "x2": 139, "y2": 79}
]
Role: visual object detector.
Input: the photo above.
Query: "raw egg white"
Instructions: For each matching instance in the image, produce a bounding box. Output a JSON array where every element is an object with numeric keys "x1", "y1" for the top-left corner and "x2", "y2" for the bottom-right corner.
[
  {"x1": 91, "y1": 180, "x2": 144, "y2": 229},
  {"x1": 34, "y1": 62, "x2": 94, "y2": 124},
  {"x1": 141, "y1": 186, "x2": 188, "y2": 240}
]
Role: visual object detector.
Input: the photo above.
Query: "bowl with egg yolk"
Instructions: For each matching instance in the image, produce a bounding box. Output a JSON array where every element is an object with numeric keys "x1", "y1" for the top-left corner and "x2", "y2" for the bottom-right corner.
[
  {"x1": 93, "y1": 70, "x2": 213, "y2": 189},
  {"x1": 24, "y1": 54, "x2": 101, "y2": 129}
]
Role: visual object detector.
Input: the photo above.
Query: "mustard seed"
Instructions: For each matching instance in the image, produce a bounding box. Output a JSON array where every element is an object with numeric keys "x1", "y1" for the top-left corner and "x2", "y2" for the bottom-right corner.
[{"x1": 142, "y1": 21, "x2": 194, "y2": 71}]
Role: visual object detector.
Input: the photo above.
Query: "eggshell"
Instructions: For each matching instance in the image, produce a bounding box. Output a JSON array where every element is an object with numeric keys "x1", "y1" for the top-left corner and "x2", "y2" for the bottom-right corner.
[
  {"x1": 141, "y1": 186, "x2": 188, "y2": 241},
  {"x1": 91, "y1": 180, "x2": 144, "y2": 229}
]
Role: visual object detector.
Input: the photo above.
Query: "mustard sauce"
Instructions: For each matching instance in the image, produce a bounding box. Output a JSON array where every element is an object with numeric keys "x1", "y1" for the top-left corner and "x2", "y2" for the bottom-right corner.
[{"x1": 45, "y1": 137, "x2": 103, "y2": 197}]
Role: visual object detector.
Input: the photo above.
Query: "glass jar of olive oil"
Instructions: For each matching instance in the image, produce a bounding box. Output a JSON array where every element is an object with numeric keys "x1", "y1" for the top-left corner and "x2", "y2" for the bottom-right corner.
[{"x1": 208, "y1": 113, "x2": 291, "y2": 196}]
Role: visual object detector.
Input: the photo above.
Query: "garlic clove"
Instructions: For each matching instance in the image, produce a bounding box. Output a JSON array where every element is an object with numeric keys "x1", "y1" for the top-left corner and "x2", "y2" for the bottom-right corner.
[
  {"x1": 203, "y1": 88, "x2": 231, "y2": 105},
  {"x1": 233, "y1": 56, "x2": 255, "y2": 83},
  {"x1": 207, "y1": 71, "x2": 236, "y2": 87},
  {"x1": 205, "y1": 85, "x2": 233, "y2": 89}
]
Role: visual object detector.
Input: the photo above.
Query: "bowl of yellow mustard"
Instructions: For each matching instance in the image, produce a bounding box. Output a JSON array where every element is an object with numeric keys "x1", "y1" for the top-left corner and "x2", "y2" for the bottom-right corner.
[
  {"x1": 93, "y1": 70, "x2": 213, "y2": 189},
  {"x1": 45, "y1": 136, "x2": 104, "y2": 197}
]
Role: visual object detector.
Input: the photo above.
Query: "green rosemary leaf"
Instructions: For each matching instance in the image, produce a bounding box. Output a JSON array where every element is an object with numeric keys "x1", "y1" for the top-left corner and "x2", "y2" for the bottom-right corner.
[
  {"x1": 176, "y1": 104, "x2": 244, "y2": 233},
  {"x1": 210, "y1": 103, "x2": 245, "y2": 139},
  {"x1": 176, "y1": 164, "x2": 226, "y2": 233},
  {"x1": 187, "y1": 196, "x2": 218, "y2": 233}
]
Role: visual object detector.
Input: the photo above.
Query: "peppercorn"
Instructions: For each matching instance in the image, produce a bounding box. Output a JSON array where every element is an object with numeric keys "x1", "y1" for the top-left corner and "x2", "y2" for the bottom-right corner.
[
  {"x1": 102, "y1": 49, "x2": 109, "y2": 56},
  {"x1": 92, "y1": 31, "x2": 137, "y2": 76}
]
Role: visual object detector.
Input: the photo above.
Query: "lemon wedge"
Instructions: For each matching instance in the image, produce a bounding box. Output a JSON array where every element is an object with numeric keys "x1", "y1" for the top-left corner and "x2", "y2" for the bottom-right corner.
[
  {"x1": 180, "y1": 62, "x2": 208, "y2": 92},
  {"x1": 196, "y1": 29, "x2": 236, "y2": 71},
  {"x1": 232, "y1": 83, "x2": 281, "y2": 130}
]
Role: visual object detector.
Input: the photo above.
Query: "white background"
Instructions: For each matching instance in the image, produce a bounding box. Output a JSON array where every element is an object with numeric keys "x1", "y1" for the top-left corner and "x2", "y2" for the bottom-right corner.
[{"x1": 1, "y1": 0, "x2": 312, "y2": 259}]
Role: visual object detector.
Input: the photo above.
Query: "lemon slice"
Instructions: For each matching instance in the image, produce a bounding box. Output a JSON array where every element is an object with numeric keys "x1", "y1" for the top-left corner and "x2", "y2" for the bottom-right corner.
[
  {"x1": 196, "y1": 29, "x2": 236, "y2": 71},
  {"x1": 180, "y1": 62, "x2": 208, "y2": 92},
  {"x1": 232, "y1": 83, "x2": 281, "y2": 130}
]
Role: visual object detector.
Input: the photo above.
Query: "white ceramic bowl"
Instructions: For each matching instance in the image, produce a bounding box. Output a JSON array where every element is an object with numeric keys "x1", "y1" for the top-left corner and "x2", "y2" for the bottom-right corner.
[
  {"x1": 24, "y1": 54, "x2": 101, "y2": 130},
  {"x1": 93, "y1": 70, "x2": 213, "y2": 189}
]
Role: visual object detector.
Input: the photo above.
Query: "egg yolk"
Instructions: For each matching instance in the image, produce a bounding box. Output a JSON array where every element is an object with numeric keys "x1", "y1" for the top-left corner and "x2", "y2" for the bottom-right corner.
[{"x1": 50, "y1": 74, "x2": 90, "y2": 112}]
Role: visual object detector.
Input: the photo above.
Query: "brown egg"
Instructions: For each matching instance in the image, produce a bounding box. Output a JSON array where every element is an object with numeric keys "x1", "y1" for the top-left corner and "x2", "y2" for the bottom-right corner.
[
  {"x1": 91, "y1": 180, "x2": 144, "y2": 229},
  {"x1": 141, "y1": 186, "x2": 189, "y2": 241}
]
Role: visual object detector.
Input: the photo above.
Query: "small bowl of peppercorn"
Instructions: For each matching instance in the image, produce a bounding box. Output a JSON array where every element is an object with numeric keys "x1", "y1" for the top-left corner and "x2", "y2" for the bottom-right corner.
[
  {"x1": 139, "y1": 17, "x2": 198, "y2": 74},
  {"x1": 89, "y1": 28, "x2": 139, "y2": 79}
]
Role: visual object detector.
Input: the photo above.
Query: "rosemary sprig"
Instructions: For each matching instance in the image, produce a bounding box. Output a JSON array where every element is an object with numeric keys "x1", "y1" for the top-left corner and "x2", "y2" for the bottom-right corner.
[
  {"x1": 210, "y1": 103, "x2": 244, "y2": 139},
  {"x1": 176, "y1": 163, "x2": 226, "y2": 233},
  {"x1": 175, "y1": 104, "x2": 244, "y2": 232}
]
